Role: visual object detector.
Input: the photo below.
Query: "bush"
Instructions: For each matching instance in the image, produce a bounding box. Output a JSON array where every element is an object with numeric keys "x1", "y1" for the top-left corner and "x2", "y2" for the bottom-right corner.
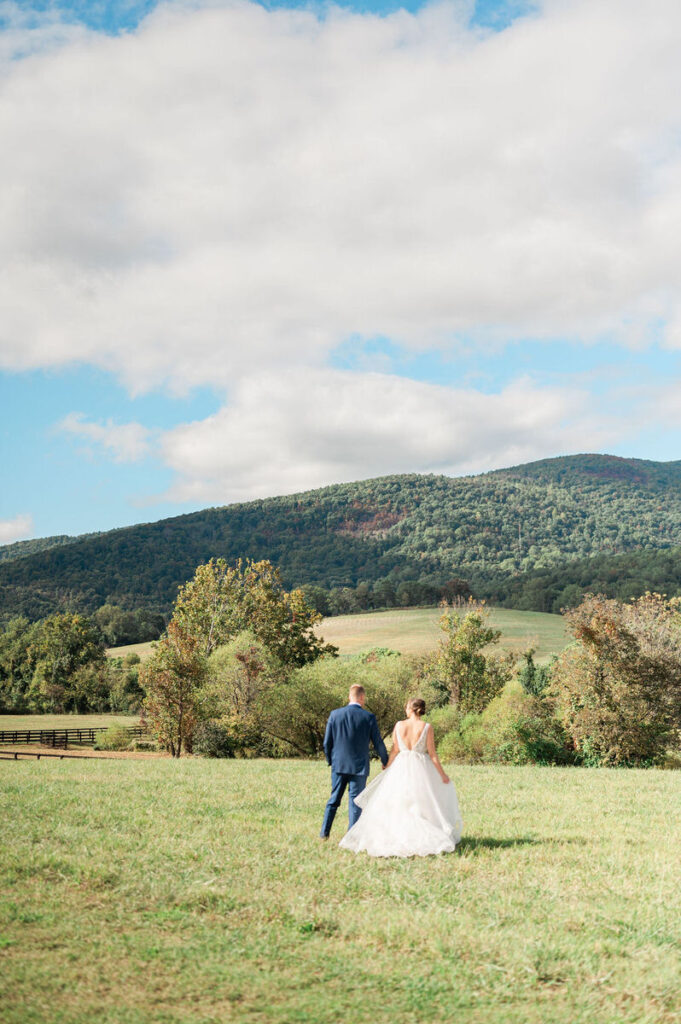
[
  {"x1": 126, "y1": 737, "x2": 158, "y2": 752},
  {"x1": 438, "y1": 713, "x2": 483, "y2": 763},
  {"x1": 193, "y1": 720, "x2": 237, "y2": 758},
  {"x1": 95, "y1": 724, "x2": 132, "y2": 751},
  {"x1": 259, "y1": 653, "x2": 417, "y2": 757},
  {"x1": 437, "y1": 683, "x2": 572, "y2": 765},
  {"x1": 426, "y1": 704, "x2": 462, "y2": 746}
]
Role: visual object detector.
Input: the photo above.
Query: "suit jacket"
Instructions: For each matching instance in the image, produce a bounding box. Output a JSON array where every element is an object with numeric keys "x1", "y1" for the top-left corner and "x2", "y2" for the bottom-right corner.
[{"x1": 323, "y1": 704, "x2": 388, "y2": 775}]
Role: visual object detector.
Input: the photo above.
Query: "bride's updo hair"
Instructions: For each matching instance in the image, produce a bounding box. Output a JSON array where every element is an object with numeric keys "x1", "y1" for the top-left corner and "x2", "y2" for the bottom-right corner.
[{"x1": 406, "y1": 697, "x2": 426, "y2": 717}]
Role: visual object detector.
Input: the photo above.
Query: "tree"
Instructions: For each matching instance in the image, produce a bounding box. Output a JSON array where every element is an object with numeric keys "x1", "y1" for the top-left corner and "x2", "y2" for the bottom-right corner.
[
  {"x1": 141, "y1": 621, "x2": 207, "y2": 757},
  {"x1": 199, "y1": 632, "x2": 280, "y2": 755},
  {"x1": 0, "y1": 617, "x2": 39, "y2": 712},
  {"x1": 517, "y1": 648, "x2": 552, "y2": 697},
  {"x1": 426, "y1": 602, "x2": 513, "y2": 713},
  {"x1": 172, "y1": 558, "x2": 337, "y2": 666},
  {"x1": 28, "y1": 613, "x2": 106, "y2": 713},
  {"x1": 551, "y1": 593, "x2": 681, "y2": 765}
]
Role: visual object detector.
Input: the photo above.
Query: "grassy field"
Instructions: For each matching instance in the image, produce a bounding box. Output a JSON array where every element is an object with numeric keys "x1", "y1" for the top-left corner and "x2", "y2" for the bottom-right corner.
[
  {"x1": 108, "y1": 606, "x2": 569, "y2": 663},
  {"x1": 319, "y1": 606, "x2": 568, "y2": 662},
  {"x1": 0, "y1": 713, "x2": 140, "y2": 731},
  {"x1": 2, "y1": 759, "x2": 680, "y2": 1024}
]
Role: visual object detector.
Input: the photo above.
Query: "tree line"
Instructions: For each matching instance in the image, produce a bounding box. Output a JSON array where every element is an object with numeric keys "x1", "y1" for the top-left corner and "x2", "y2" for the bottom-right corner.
[{"x1": 3, "y1": 554, "x2": 681, "y2": 769}]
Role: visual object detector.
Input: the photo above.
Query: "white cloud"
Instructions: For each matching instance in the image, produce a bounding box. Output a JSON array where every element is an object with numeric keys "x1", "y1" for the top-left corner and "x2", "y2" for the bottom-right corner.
[
  {"x1": 59, "y1": 412, "x2": 152, "y2": 462},
  {"x1": 6, "y1": 0, "x2": 681, "y2": 514},
  {"x1": 0, "y1": 0, "x2": 680, "y2": 397},
  {"x1": 0, "y1": 513, "x2": 34, "y2": 544},
  {"x1": 158, "y1": 368, "x2": 617, "y2": 503}
]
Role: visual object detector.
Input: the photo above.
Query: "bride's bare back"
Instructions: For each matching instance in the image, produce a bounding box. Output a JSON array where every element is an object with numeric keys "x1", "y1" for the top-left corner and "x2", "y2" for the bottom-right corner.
[
  {"x1": 384, "y1": 701, "x2": 450, "y2": 783},
  {"x1": 396, "y1": 718, "x2": 427, "y2": 750}
]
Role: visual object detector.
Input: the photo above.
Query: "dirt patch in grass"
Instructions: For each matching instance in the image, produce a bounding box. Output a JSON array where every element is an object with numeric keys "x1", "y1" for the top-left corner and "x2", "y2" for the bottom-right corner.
[{"x1": 0, "y1": 745, "x2": 169, "y2": 760}]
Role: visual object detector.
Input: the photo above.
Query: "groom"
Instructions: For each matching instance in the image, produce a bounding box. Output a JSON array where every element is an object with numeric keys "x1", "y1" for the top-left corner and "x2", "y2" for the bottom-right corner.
[{"x1": 320, "y1": 684, "x2": 388, "y2": 838}]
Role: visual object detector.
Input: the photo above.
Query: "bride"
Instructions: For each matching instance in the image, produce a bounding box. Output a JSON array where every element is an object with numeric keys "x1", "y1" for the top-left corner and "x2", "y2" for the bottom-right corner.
[{"x1": 339, "y1": 697, "x2": 463, "y2": 858}]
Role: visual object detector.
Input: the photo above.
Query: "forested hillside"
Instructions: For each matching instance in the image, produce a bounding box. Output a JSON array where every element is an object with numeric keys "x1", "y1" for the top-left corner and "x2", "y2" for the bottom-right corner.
[
  {"x1": 2, "y1": 453, "x2": 681, "y2": 622},
  {"x1": 0, "y1": 532, "x2": 99, "y2": 565}
]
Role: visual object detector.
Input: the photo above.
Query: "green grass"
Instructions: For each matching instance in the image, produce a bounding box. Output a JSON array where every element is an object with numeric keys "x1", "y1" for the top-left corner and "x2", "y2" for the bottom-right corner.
[
  {"x1": 107, "y1": 640, "x2": 157, "y2": 659},
  {"x1": 0, "y1": 713, "x2": 140, "y2": 731},
  {"x1": 318, "y1": 605, "x2": 568, "y2": 662},
  {"x1": 108, "y1": 606, "x2": 569, "y2": 664},
  {"x1": 1, "y1": 759, "x2": 680, "y2": 1024}
]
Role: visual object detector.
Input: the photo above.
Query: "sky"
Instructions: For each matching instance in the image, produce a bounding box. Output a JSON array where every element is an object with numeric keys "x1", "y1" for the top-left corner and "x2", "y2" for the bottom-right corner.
[{"x1": 2, "y1": 0, "x2": 681, "y2": 543}]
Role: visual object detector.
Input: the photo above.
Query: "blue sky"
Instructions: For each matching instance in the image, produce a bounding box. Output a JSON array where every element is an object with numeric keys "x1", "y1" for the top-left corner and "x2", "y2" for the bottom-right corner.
[{"x1": 2, "y1": 0, "x2": 681, "y2": 541}]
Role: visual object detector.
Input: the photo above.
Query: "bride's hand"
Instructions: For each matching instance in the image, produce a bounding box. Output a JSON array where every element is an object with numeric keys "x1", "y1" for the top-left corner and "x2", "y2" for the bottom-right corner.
[{"x1": 441, "y1": 773, "x2": 450, "y2": 784}]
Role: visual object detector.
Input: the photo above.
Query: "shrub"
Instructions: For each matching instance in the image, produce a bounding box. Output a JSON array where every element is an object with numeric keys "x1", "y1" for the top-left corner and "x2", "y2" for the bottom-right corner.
[
  {"x1": 126, "y1": 737, "x2": 158, "y2": 752},
  {"x1": 193, "y1": 720, "x2": 237, "y2": 758},
  {"x1": 426, "y1": 704, "x2": 462, "y2": 746},
  {"x1": 95, "y1": 724, "x2": 132, "y2": 751},
  {"x1": 259, "y1": 653, "x2": 417, "y2": 757},
  {"x1": 437, "y1": 683, "x2": 572, "y2": 765},
  {"x1": 438, "y1": 713, "x2": 483, "y2": 763}
]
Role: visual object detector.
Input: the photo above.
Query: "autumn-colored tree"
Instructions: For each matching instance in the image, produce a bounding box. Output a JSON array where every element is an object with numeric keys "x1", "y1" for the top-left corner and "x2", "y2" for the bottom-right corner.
[
  {"x1": 426, "y1": 602, "x2": 513, "y2": 713},
  {"x1": 172, "y1": 558, "x2": 337, "y2": 666},
  {"x1": 141, "y1": 620, "x2": 208, "y2": 757},
  {"x1": 551, "y1": 593, "x2": 681, "y2": 765}
]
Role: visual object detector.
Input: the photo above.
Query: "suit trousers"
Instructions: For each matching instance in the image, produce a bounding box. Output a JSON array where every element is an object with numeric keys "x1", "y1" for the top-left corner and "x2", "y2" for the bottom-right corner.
[{"x1": 320, "y1": 770, "x2": 367, "y2": 836}]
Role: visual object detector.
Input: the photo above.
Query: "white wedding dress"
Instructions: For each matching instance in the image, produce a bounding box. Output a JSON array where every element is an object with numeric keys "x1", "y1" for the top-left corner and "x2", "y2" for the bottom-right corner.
[{"x1": 339, "y1": 722, "x2": 463, "y2": 858}]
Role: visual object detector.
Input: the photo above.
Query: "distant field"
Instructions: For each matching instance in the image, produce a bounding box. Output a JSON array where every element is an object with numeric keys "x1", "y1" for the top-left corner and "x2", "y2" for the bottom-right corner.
[
  {"x1": 108, "y1": 640, "x2": 156, "y2": 659},
  {"x1": 318, "y1": 605, "x2": 569, "y2": 662},
  {"x1": 2, "y1": 759, "x2": 680, "y2": 1024},
  {"x1": 0, "y1": 714, "x2": 140, "y2": 731},
  {"x1": 108, "y1": 606, "x2": 569, "y2": 664}
]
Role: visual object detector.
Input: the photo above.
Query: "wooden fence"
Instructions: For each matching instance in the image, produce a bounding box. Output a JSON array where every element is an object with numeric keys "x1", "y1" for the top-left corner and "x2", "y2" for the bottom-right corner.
[{"x1": 0, "y1": 725, "x2": 147, "y2": 748}]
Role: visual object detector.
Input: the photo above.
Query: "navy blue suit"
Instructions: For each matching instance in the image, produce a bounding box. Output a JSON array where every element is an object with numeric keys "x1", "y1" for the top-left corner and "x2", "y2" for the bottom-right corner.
[{"x1": 320, "y1": 703, "x2": 388, "y2": 836}]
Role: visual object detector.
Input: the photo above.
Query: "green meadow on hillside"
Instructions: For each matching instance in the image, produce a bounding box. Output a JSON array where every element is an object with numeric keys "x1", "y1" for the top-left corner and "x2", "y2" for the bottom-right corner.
[
  {"x1": 317, "y1": 605, "x2": 569, "y2": 661},
  {"x1": 108, "y1": 605, "x2": 569, "y2": 663},
  {"x1": 1, "y1": 759, "x2": 679, "y2": 1024}
]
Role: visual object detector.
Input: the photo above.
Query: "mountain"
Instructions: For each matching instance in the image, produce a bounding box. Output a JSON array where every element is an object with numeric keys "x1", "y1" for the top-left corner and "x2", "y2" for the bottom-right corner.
[
  {"x1": 2, "y1": 453, "x2": 681, "y2": 622},
  {"x1": 0, "y1": 532, "x2": 100, "y2": 565}
]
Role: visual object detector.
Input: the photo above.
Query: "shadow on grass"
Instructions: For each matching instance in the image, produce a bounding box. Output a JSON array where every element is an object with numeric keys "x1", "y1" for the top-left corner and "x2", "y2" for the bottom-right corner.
[
  {"x1": 458, "y1": 835, "x2": 584, "y2": 853},
  {"x1": 457, "y1": 836, "x2": 541, "y2": 853}
]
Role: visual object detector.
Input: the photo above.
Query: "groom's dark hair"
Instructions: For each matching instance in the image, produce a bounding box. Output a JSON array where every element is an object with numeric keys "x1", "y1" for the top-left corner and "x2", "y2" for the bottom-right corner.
[{"x1": 349, "y1": 684, "x2": 365, "y2": 701}]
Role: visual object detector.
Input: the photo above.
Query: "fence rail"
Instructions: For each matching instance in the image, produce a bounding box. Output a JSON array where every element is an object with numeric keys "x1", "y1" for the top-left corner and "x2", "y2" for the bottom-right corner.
[{"x1": 0, "y1": 725, "x2": 147, "y2": 747}]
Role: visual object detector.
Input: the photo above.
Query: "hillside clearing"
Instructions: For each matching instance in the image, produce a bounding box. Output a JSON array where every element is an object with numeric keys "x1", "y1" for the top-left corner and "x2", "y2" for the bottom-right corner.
[
  {"x1": 1, "y1": 759, "x2": 679, "y2": 1024},
  {"x1": 108, "y1": 605, "x2": 569, "y2": 663},
  {"x1": 317, "y1": 605, "x2": 568, "y2": 661}
]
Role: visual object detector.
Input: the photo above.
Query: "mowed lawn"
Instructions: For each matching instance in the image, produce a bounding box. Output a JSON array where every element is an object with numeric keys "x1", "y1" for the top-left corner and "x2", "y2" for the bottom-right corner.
[
  {"x1": 108, "y1": 606, "x2": 569, "y2": 663},
  {"x1": 2, "y1": 759, "x2": 680, "y2": 1024}
]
